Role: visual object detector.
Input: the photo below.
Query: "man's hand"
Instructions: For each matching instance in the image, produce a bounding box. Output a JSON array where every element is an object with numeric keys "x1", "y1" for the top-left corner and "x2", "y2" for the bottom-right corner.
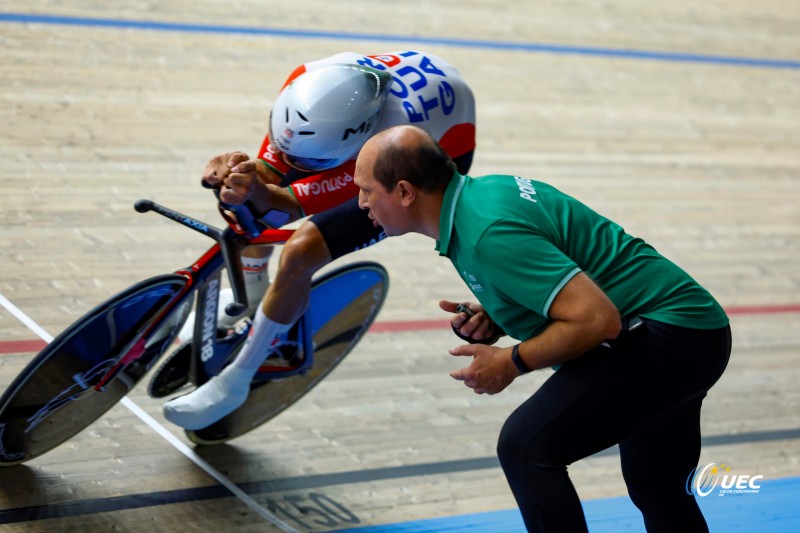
[
  {"x1": 449, "y1": 344, "x2": 519, "y2": 395},
  {"x1": 439, "y1": 300, "x2": 504, "y2": 344}
]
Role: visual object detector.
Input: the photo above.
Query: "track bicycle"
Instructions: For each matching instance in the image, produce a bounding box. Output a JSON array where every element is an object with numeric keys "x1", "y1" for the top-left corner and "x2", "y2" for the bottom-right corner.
[{"x1": 0, "y1": 198, "x2": 389, "y2": 466}]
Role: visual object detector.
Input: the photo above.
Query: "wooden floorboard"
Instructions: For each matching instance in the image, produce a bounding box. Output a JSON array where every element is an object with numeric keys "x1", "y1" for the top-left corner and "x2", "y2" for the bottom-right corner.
[{"x1": 1, "y1": 1, "x2": 799, "y2": 531}]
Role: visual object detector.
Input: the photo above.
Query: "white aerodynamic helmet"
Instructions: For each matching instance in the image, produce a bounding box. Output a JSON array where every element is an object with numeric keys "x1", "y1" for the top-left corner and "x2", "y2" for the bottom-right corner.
[{"x1": 269, "y1": 64, "x2": 394, "y2": 172}]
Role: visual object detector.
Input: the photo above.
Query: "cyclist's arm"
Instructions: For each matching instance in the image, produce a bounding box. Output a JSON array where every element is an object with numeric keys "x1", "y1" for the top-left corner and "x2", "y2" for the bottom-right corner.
[
  {"x1": 282, "y1": 160, "x2": 359, "y2": 216},
  {"x1": 221, "y1": 159, "x2": 304, "y2": 225},
  {"x1": 258, "y1": 132, "x2": 359, "y2": 216},
  {"x1": 240, "y1": 180, "x2": 304, "y2": 225}
]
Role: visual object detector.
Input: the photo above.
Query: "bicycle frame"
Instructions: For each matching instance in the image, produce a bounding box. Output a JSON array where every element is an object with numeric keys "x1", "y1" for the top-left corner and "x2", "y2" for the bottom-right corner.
[
  {"x1": 96, "y1": 199, "x2": 303, "y2": 392},
  {"x1": 0, "y1": 197, "x2": 389, "y2": 459},
  {"x1": 182, "y1": 236, "x2": 314, "y2": 385}
]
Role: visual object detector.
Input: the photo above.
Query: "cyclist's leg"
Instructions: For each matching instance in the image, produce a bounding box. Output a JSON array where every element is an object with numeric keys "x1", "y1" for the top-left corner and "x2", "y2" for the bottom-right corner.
[
  {"x1": 172, "y1": 168, "x2": 317, "y2": 342},
  {"x1": 261, "y1": 221, "x2": 332, "y2": 324},
  {"x1": 173, "y1": 163, "x2": 311, "y2": 344},
  {"x1": 263, "y1": 195, "x2": 387, "y2": 315},
  {"x1": 236, "y1": 244, "x2": 274, "y2": 322},
  {"x1": 235, "y1": 198, "x2": 384, "y2": 367},
  {"x1": 165, "y1": 198, "x2": 384, "y2": 429}
]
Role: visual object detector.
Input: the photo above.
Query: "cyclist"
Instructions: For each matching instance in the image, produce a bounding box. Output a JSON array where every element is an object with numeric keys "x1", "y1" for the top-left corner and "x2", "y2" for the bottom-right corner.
[{"x1": 164, "y1": 51, "x2": 476, "y2": 429}]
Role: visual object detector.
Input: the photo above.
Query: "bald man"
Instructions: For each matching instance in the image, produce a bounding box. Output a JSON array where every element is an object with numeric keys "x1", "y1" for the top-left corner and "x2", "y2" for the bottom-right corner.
[{"x1": 354, "y1": 125, "x2": 731, "y2": 533}]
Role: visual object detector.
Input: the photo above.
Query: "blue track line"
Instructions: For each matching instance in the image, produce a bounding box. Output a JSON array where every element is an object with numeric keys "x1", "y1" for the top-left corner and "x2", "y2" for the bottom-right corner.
[
  {"x1": 334, "y1": 476, "x2": 800, "y2": 532},
  {"x1": 2, "y1": 12, "x2": 800, "y2": 70},
  {"x1": 3, "y1": 428, "x2": 798, "y2": 525}
]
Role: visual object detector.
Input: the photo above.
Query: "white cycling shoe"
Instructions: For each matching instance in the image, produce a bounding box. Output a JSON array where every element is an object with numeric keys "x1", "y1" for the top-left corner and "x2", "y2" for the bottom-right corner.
[{"x1": 163, "y1": 365, "x2": 254, "y2": 430}]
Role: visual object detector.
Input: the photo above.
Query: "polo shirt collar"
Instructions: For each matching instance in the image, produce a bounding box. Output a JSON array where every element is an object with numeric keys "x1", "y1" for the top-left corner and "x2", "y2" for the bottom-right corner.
[{"x1": 435, "y1": 171, "x2": 467, "y2": 256}]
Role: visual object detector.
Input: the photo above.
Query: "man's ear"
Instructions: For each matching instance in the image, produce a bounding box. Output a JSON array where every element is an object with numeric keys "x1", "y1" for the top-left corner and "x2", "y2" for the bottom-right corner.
[{"x1": 396, "y1": 180, "x2": 417, "y2": 207}]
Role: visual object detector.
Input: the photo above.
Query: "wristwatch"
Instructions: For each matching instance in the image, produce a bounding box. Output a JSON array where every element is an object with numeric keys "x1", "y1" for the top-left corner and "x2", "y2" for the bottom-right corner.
[{"x1": 511, "y1": 344, "x2": 532, "y2": 374}]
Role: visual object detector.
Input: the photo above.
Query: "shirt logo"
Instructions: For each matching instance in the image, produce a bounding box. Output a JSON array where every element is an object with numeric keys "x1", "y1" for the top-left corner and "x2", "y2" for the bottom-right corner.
[
  {"x1": 292, "y1": 172, "x2": 354, "y2": 197},
  {"x1": 462, "y1": 270, "x2": 484, "y2": 292},
  {"x1": 514, "y1": 176, "x2": 537, "y2": 203}
]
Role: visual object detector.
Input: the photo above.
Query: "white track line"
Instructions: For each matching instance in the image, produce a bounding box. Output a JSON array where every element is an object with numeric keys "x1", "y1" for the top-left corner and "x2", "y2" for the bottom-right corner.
[
  {"x1": 0, "y1": 294, "x2": 55, "y2": 344},
  {"x1": 0, "y1": 292, "x2": 299, "y2": 533}
]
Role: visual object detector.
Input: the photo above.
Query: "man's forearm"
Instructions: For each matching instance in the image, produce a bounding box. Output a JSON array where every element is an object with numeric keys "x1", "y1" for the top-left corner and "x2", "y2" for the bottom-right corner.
[{"x1": 514, "y1": 314, "x2": 620, "y2": 372}]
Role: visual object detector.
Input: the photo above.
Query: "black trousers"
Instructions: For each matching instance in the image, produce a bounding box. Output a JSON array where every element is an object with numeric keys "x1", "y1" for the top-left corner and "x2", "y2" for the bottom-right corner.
[{"x1": 497, "y1": 319, "x2": 732, "y2": 532}]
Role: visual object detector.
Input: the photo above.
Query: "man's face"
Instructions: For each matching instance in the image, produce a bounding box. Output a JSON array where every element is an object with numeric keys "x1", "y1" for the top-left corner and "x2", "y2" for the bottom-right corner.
[{"x1": 354, "y1": 149, "x2": 406, "y2": 237}]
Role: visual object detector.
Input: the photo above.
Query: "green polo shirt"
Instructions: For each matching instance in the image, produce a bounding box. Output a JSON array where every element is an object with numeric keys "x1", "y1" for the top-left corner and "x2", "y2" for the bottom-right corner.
[{"x1": 435, "y1": 172, "x2": 729, "y2": 341}]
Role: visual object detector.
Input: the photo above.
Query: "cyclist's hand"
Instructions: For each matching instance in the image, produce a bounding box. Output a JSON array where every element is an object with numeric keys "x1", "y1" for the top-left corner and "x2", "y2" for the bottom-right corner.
[
  {"x1": 220, "y1": 159, "x2": 272, "y2": 212},
  {"x1": 202, "y1": 151, "x2": 249, "y2": 188},
  {"x1": 440, "y1": 300, "x2": 502, "y2": 344},
  {"x1": 449, "y1": 344, "x2": 518, "y2": 395}
]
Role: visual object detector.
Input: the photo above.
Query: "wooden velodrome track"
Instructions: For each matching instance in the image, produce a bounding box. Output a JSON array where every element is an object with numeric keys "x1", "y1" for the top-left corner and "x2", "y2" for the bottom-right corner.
[{"x1": 1, "y1": 1, "x2": 799, "y2": 531}]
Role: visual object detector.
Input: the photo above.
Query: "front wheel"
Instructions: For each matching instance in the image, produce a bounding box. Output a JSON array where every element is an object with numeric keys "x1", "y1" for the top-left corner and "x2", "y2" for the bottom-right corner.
[
  {"x1": 186, "y1": 261, "x2": 389, "y2": 445},
  {"x1": 0, "y1": 275, "x2": 190, "y2": 466}
]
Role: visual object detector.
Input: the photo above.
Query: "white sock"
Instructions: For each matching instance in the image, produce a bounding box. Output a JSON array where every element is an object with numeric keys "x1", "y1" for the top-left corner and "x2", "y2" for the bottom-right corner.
[
  {"x1": 216, "y1": 255, "x2": 269, "y2": 329},
  {"x1": 232, "y1": 307, "x2": 292, "y2": 372},
  {"x1": 242, "y1": 255, "x2": 271, "y2": 311}
]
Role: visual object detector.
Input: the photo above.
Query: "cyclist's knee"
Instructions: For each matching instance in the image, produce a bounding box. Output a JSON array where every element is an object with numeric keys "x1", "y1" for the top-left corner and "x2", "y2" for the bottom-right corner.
[{"x1": 280, "y1": 223, "x2": 331, "y2": 277}]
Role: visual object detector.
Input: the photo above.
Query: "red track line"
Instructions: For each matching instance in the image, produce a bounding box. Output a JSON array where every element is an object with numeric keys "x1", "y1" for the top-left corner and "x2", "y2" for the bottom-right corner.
[
  {"x1": 0, "y1": 339, "x2": 48, "y2": 354},
  {"x1": 369, "y1": 319, "x2": 452, "y2": 333},
  {"x1": 1, "y1": 304, "x2": 798, "y2": 355},
  {"x1": 725, "y1": 304, "x2": 800, "y2": 315}
]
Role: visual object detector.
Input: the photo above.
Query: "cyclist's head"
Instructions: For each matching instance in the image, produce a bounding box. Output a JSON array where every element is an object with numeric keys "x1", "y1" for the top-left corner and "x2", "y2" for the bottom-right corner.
[{"x1": 269, "y1": 64, "x2": 394, "y2": 172}]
